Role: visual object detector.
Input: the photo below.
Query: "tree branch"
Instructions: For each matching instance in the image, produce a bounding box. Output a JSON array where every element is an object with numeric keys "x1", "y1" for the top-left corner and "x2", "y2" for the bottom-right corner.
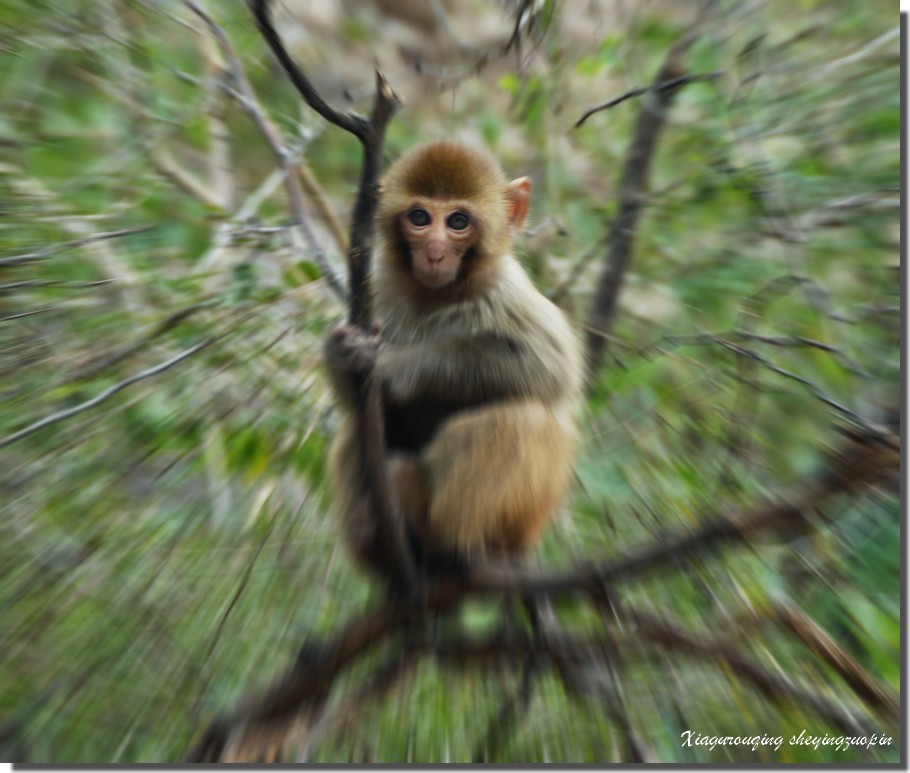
[
  {"x1": 249, "y1": 0, "x2": 414, "y2": 590},
  {"x1": 0, "y1": 313, "x2": 252, "y2": 450},
  {"x1": 583, "y1": 23, "x2": 706, "y2": 381},
  {"x1": 185, "y1": 5, "x2": 898, "y2": 761},
  {"x1": 624, "y1": 607, "x2": 878, "y2": 739},
  {"x1": 471, "y1": 656, "x2": 537, "y2": 762},
  {"x1": 185, "y1": 0, "x2": 348, "y2": 301},
  {"x1": 249, "y1": 0, "x2": 370, "y2": 141},
  {"x1": 777, "y1": 603, "x2": 900, "y2": 726},
  {"x1": 574, "y1": 71, "x2": 722, "y2": 129},
  {"x1": 0, "y1": 226, "x2": 155, "y2": 268},
  {"x1": 466, "y1": 422, "x2": 898, "y2": 596}
]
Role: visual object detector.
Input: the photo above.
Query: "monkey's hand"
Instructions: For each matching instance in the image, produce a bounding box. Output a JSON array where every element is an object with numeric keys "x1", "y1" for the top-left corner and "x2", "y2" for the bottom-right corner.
[
  {"x1": 324, "y1": 323, "x2": 383, "y2": 378},
  {"x1": 324, "y1": 323, "x2": 385, "y2": 407}
]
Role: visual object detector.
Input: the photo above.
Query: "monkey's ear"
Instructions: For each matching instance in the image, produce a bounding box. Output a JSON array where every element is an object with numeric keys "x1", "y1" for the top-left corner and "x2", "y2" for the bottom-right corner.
[{"x1": 506, "y1": 177, "x2": 532, "y2": 230}]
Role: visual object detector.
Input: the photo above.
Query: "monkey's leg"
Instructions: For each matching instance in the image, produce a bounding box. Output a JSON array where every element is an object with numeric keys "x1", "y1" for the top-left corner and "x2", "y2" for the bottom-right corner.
[
  {"x1": 387, "y1": 454, "x2": 443, "y2": 575},
  {"x1": 389, "y1": 453, "x2": 477, "y2": 579},
  {"x1": 330, "y1": 417, "x2": 430, "y2": 577},
  {"x1": 419, "y1": 401, "x2": 576, "y2": 555},
  {"x1": 387, "y1": 455, "x2": 428, "y2": 530}
]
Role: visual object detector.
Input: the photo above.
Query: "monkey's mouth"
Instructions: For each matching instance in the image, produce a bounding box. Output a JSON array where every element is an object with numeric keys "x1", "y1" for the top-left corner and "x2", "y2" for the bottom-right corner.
[{"x1": 415, "y1": 266, "x2": 456, "y2": 289}]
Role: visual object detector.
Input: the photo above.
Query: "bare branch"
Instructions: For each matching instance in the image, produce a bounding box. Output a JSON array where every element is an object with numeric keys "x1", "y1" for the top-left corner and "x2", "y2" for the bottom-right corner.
[
  {"x1": 574, "y1": 71, "x2": 722, "y2": 129},
  {"x1": 198, "y1": 26, "x2": 235, "y2": 211},
  {"x1": 637, "y1": 330, "x2": 873, "y2": 387},
  {"x1": 0, "y1": 311, "x2": 251, "y2": 450},
  {"x1": 248, "y1": 0, "x2": 412, "y2": 589},
  {"x1": 583, "y1": 20, "x2": 707, "y2": 381},
  {"x1": 0, "y1": 226, "x2": 155, "y2": 268},
  {"x1": 466, "y1": 424, "x2": 899, "y2": 595},
  {"x1": 777, "y1": 604, "x2": 900, "y2": 726},
  {"x1": 817, "y1": 27, "x2": 899, "y2": 77},
  {"x1": 296, "y1": 649, "x2": 421, "y2": 761},
  {"x1": 297, "y1": 160, "x2": 348, "y2": 255},
  {"x1": 0, "y1": 279, "x2": 116, "y2": 293},
  {"x1": 0, "y1": 308, "x2": 53, "y2": 323},
  {"x1": 68, "y1": 299, "x2": 218, "y2": 382},
  {"x1": 149, "y1": 147, "x2": 226, "y2": 210},
  {"x1": 248, "y1": 0, "x2": 370, "y2": 141},
  {"x1": 472, "y1": 657, "x2": 537, "y2": 762},
  {"x1": 710, "y1": 337, "x2": 873, "y2": 430},
  {"x1": 625, "y1": 607, "x2": 879, "y2": 738},
  {"x1": 186, "y1": 590, "x2": 462, "y2": 762},
  {"x1": 185, "y1": 0, "x2": 348, "y2": 301},
  {"x1": 10, "y1": 178, "x2": 147, "y2": 314}
]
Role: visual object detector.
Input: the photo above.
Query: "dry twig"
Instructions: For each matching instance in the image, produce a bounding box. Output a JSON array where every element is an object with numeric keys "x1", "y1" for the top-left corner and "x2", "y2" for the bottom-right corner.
[{"x1": 574, "y1": 71, "x2": 722, "y2": 129}]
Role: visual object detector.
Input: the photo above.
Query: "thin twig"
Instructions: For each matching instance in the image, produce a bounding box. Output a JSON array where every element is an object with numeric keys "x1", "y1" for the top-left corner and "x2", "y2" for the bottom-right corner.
[
  {"x1": 0, "y1": 226, "x2": 155, "y2": 268},
  {"x1": 817, "y1": 27, "x2": 898, "y2": 77},
  {"x1": 777, "y1": 603, "x2": 899, "y2": 726},
  {"x1": 185, "y1": 0, "x2": 347, "y2": 300},
  {"x1": 472, "y1": 657, "x2": 537, "y2": 762},
  {"x1": 655, "y1": 330, "x2": 872, "y2": 381},
  {"x1": 198, "y1": 26, "x2": 235, "y2": 211},
  {"x1": 711, "y1": 337, "x2": 870, "y2": 430},
  {"x1": 110, "y1": 4, "x2": 229, "y2": 212},
  {"x1": 0, "y1": 311, "x2": 250, "y2": 450},
  {"x1": 297, "y1": 160, "x2": 348, "y2": 255},
  {"x1": 69, "y1": 299, "x2": 218, "y2": 382},
  {"x1": 248, "y1": 0, "x2": 368, "y2": 141},
  {"x1": 0, "y1": 279, "x2": 117, "y2": 293},
  {"x1": 574, "y1": 71, "x2": 722, "y2": 129},
  {"x1": 150, "y1": 148, "x2": 225, "y2": 210},
  {"x1": 625, "y1": 607, "x2": 877, "y2": 738}
]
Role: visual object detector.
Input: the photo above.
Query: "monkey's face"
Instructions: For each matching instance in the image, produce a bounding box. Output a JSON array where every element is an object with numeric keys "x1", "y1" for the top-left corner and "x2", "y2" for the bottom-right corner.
[{"x1": 398, "y1": 200, "x2": 478, "y2": 289}]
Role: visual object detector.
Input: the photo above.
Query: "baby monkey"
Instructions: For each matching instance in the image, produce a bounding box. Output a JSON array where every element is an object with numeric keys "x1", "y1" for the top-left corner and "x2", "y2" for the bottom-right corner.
[{"x1": 325, "y1": 141, "x2": 583, "y2": 577}]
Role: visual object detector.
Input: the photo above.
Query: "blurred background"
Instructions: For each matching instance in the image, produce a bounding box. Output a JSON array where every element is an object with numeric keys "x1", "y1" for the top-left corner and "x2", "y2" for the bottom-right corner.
[{"x1": 0, "y1": 0, "x2": 900, "y2": 763}]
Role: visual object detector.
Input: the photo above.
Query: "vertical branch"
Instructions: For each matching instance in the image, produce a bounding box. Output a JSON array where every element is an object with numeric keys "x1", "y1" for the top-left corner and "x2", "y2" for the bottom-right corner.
[
  {"x1": 249, "y1": 0, "x2": 415, "y2": 590},
  {"x1": 197, "y1": 27, "x2": 235, "y2": 211},
  {"x1": 582, "y1": 28, "x2": 704, "y2": 382},
  {"x1": 345, "y1": 71, "x2": 399, "y2": 329}
]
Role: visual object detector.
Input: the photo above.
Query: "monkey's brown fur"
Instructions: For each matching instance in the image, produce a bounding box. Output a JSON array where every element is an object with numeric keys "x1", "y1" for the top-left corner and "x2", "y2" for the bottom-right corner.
[{"x1": 326, "y1": 141, "x2": 583, "y2": 574}]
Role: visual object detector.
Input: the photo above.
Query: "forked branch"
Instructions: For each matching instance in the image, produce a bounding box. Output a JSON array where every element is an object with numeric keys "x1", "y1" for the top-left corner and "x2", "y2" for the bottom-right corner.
[{"x1": 249, "y1": 0, "x2": 414, "y2": 590}]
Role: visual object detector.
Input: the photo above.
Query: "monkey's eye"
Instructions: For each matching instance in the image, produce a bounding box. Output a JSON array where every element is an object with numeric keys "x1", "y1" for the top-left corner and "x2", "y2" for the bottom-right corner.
[
  {"x1": 446, "y1": 211, "x2": 471, "y2": 231},
  {"x1": 407, "y1": 208, "x2": 431, "y2": 227}
]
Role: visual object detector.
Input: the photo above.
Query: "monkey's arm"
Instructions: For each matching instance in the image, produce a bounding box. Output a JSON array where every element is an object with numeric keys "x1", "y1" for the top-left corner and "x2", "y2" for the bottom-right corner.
[{"x1": 380, "y1": 333, "x2": 569, "y2": 406}]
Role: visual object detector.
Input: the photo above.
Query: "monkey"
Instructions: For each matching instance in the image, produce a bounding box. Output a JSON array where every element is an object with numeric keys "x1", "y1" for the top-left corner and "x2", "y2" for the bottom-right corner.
[{"x1": 324, "y1": 140, "x2": 583, "y2": 578}]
